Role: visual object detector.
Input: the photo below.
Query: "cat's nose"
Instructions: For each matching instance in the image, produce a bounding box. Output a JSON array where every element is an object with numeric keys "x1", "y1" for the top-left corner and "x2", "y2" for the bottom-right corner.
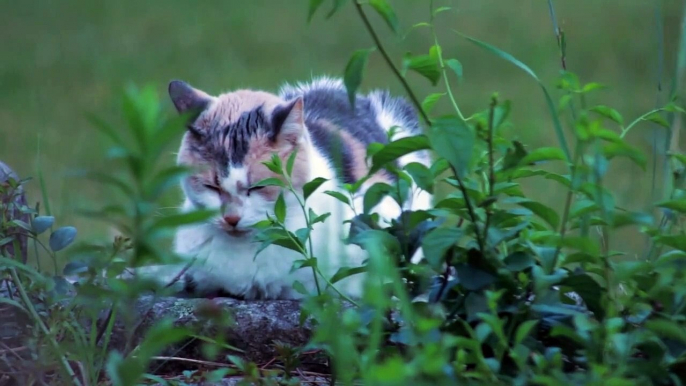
[{"x1": 223, "y1": 215, "x2": 241, "y2": 227}]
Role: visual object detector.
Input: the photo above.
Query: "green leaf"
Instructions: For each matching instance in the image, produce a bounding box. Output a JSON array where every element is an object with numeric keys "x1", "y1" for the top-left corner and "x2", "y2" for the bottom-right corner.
[
  {"x1": 465, "y1": 292, "x2": 489, "y2": 322},
  {"x1": 84, "y1": 172, "x2": 134, "y2": 197},
  {"x1": 644, "y1": 112, "x2": 670, "y2": 128},
  {"x1": 515, "y1": 320, "x2": 538, "y2": 345},
  {"x1": 275, "y1": 192, "x2": 286, "y2": 223},
  {"x1": 520, "y1": 201, "x2": 559, "y2": 229},
  {"x1": 657, "y1": 199, "x2": 686, "y2": 214},
  {"x1": 344, "y1": 48, "x2": 375, "y2": 108},
  {"x1": 87, "y1": 113, "x2": 126, "y2": 147},
  {"x1": 286, "y1": 148, "x2": 298, "y2": 177},
  {"x1": 611, "y1": 210, "x2": 653, "y2": 228},
  {"x1": 560, "y1": 274, "x2": 604, "y2": 318},
  {"x1": 370, "y1": 135, "x2": 431, "y2": 174},
  {"x1": 402, "y1": 52, "x2": 440, "y2": 85},
  {"x1": 311, "y1": 211, "x2": 332, "y2": 225},
  {"x1": 518, "y1": 147, "x2": 566, "y2": 166},
  {"x1": 292, "y1": 280, "x2": 309, "y2": 295},
  {"x1": 428, "y1": 115, "x2": 475, "y2": 177},
  {"x1": 303, "y1": 177, "x2": 328, "y2": 200},
  {"x1": 504, "y1": 252, "x2": 535, "y2": 271},
  {"x1": 455, "y1": 264, "x2": 496, "y2": 291},
  {"x1": 330, "y1": 266, "x2": 367, "y2": 284},
  {"x1": 457, "y1": 32, "x2": 571, "y2": 162},
  {"x1": 421, "y1": 93, "x2": 445, "y2": 114},
  {"x1": 404, "y1": 162, "x2": 434, "y2": 194},
  {"x1": 502, "y1": 140, "x2": 528, "y2": 171},
  {"x1": 580, "y1": 82, "x2": 605, "y2": 93},
  {"x1": 150, "y1": 209, "x2": 215, "y2": 230},
  {"x1": 363, "y1": 183, "x2": 392, "y2": 214},
  {"x1": 324, "y1": 190, "x2": 350, "y2": 206},
  {"x1": 421, "y1": 227, "x2": 462, "y2": 269},
  {"x1": 291, "y1": 258, "x2": 318, "y2": 271},
  {"x1": 656, "y1": 235, "x2": 686, "y2": 251},
  {"x1": 603, "y1": 142, "x2": 647, "y2": 170},
  {"x1": 264, "y1": 153, "x2": 284, "y2": 174},
  {"x1": 645, "y1": 319, "x2": 686, "y2": 344},
  {"x1": 307, "y1": 0, "x2": 325, "y2": 22},
  {"x1": 433, "y1": 6, "x2": 452, "y2": 16},
  {"x1": 350, "y1": 229, "x2": 402, "y2": 256},
  {"x1": 445, "y1": 58, "x2": 463, "y2": 83},
  {"x1": 49, "y1": 226, "x2": 77, "y2": 252},
  {"x1": 590, "y1": 105, "x2": 623, "y2": 125},
  {"x1": 32, "y1": 215, "x2": 54, "y2": 235},
  {"x1": 368, "y1": 0, "x2": 398, "y2": 33},
  {"x1": 252, "y1": 177, "x2": 285, "y2": 189},
  {"x1": 326, "y1": 0, "x2": 347, "y2": 18},
  {"x1": 63, "y1": 260, "x2": 89, "y2": 276}
]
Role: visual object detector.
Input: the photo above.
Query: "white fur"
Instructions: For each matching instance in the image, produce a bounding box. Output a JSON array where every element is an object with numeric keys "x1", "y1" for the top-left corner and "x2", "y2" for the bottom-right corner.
[{"x1": 142, "y1": 77, "x2": 432, "y2": 299}]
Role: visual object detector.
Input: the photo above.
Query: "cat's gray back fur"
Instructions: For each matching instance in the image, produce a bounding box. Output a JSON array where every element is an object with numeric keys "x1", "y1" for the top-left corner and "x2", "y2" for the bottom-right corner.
[{"x1": 279, "y1": 77, "x2": 422, "y2": 183}]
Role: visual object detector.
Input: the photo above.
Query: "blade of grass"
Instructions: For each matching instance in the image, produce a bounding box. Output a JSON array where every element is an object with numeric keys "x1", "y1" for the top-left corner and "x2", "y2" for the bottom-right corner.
[
  {"x1": 36, "y1": 134, "x2": 52, "y2": 216},
  {"x1": 454, "y1": 31, "x2": 572, "y2": 164}
]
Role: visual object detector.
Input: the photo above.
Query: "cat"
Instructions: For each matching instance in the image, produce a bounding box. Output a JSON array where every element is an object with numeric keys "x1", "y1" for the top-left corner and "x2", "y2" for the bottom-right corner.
[{"x1": 138, "y1": 77, "x2": 431, "y2": 300}]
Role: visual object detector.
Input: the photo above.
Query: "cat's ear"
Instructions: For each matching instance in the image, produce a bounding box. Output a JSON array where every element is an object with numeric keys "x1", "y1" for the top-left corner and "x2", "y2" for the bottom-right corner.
[
  {"x1": 168, "y1": 80, "x2": 212, "y2": 114},
  {"x1": 271, "y1": 97, "x2": 305, "y2": 146}
]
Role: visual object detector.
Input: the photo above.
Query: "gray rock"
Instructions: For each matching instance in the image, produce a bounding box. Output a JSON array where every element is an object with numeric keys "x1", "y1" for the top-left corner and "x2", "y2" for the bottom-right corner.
[{"x1": 109, "y1": 295, "x2": 314, "y2": 363}]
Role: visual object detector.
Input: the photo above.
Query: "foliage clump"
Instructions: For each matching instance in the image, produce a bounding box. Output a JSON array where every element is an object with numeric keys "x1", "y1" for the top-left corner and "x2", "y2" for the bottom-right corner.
[{"x1": 1, "y1": 1, "x2": 686, "y2": 385}]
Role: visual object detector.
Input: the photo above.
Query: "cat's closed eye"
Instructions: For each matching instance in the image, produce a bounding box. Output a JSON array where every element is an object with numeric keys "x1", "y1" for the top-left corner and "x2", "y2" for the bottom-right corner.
[
  {"x1": 247, "y1": 185, "x2": 265, "y2": 196},
  {"x1": 203, "y1": 175, "x2": 222, "y2": 192}
]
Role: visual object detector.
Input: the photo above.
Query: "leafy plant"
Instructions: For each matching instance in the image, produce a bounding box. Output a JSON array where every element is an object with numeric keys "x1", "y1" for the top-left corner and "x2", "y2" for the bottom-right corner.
[{"x1": 3, "y1": 0, "x2": 686, "y2": 385}]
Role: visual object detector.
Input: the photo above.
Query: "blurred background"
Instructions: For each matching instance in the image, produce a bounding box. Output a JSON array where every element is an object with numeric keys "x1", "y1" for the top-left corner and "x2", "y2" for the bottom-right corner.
[{"x1": 0, "y1": 0, "x2": 684, "y2": 259}]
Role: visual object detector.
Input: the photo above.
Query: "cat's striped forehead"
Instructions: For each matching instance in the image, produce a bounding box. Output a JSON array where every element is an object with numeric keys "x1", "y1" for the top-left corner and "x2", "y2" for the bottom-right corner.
[{"x1": 188, "y1": 90, "x2": 285, "y2": 169}]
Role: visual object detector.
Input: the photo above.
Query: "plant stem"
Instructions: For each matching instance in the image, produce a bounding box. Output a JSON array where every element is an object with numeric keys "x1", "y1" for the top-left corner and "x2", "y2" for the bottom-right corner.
[
  {"x1": 353, "y1": 0, "x2": 431, "y2": 126},
  {"x1": 546, "y1": 0, "x2": 566, "y2": 70},
  {"x1": 10, "y1": 267, "x2": 82, "y2": 386},
  {"x1": 429, "y1": 3, "x2": 466, "y2": 121},
  {"x1": 291, "y1": 185, "x2": 322, "y2": 296},
  {"x1": 450, "y1": 165, "x2": 486, "y2": 253},
  {"x1": 483, "y1": 99, "x2": 497, "y2": 246},
  {"x1": 620, "y1": 107, "x2": 667, "y2": 138},
  {"x1": 551, "y1": 144, "x2": 582, "y2": 268}
]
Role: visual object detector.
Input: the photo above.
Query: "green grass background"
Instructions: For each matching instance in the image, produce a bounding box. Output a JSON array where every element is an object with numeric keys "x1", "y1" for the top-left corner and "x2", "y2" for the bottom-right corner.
[{"x1": 0, "y1": 0, "x2": 684, "y2": 262}]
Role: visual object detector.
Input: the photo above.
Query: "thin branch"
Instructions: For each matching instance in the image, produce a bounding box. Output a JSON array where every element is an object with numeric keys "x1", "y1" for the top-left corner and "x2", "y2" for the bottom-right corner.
[
  {"x1": 353, "y1": 0, "x2": 431, "y2": 126},
  {"x1": 546, "y1": 0, "x2": 566, "y2": 70},
  {"x1": 482, "y1": 98, "x2": 497, "y2": 244},
  {"x1": 450, "y1": 165, "x2": 485, "y2": 253}
]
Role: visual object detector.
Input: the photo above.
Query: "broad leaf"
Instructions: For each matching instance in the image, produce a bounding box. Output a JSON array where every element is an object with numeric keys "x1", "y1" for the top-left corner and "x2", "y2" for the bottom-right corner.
[
  {"x1": 324, "y1": 190, "x2": 350, "y2": 206},
  {"x1": 303, "y1": 177, "x2": 329, "y2": 200},
  {"x1": 428, "y1": 115, "x2": 475, "y2": 178},
  {"x1": 445, "y1": 58, "x2": 463, "y2": 83},
  {"x1": 307, "y1": 0, "x2": 325, "y2": 22},
  {"x1": 421, "y1": 93, "x2": 445, "y2": 114},
  {"x1": 32, "y1": 215, "x2": 54, "y2": 235},
  {"x1": 344, "y1": 48, "x2": 375, "y2": 107},
  {"x1": 49, "y1": 226, "x2": 77, "y2": 252},
  {"x1": 368, "y1": 0, "x2": 398, "y2": 33},
  {"x1": 370, "y1": 135, "x2": 431, "y2": 174},
  {"x1": 403, "y1": 52, "x2": 440, "y2": 85},
  {"x1": 422, "y1": 227, "x2": 462, "y2": 269},
  {"x1": 275, "y1": 192, "x2": 286, "y2": 223}
]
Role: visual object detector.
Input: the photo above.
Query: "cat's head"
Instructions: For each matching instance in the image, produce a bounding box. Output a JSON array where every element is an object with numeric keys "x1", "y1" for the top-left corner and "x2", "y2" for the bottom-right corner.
[{"x1": 168, "y1": 80, "x2": 310, "y2": 235}]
